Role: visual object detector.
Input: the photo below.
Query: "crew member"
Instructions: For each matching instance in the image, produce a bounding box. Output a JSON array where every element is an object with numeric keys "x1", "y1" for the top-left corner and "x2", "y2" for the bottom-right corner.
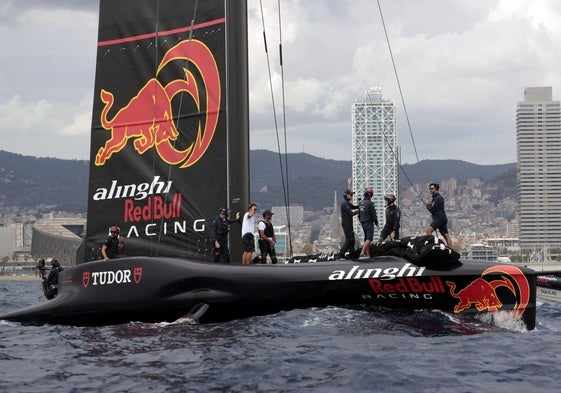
[
  {"x1": 45, "y1": 259, "x2": 63, "y2": 299},
  {"x1": 101, "y1": 225, "x2": 125, "y2": 261},
  {"x1": 338, "y1": 189, "x2": 358, "y2": 259},
  {"x1": 424, "y1": 183, "x2": 453, "y2": 247},
  {"x1": 241, "y1": 203, "x2": 258, "y2": 264},
  {"x1": 210, "y1": 207, "x2": 240, "y2": 263},
  {"x1": 358, "y1": 187, "x2": 379, "y2": 259},
  {"x1": 258, "y1": 209, "x2": 277, "y2": 264},
  {"x1": 378, "y1": 194, "x2": 401, "y2": 244}
]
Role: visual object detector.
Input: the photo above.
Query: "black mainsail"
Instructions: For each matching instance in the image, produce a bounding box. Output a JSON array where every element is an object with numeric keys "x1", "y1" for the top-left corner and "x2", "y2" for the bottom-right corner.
[{"x1": 83, "y1": 0, "x2": 248, "y2": 262}]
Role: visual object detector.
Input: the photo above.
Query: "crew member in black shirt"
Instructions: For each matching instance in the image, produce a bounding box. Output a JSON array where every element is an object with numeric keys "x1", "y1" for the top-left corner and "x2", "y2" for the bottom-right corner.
[
  {"x1": 101, "y1": 225, "x2": 124, "y2": 261},
  {"x1": 258, "y1": 210, "x2": 277, "y2": 264},
  {"x1": 378, "y1": 194, "x2": 401, "y2": 244},
  {"x1": 358, "y1": 187, "x2": 379, "y2": 259},
  {"x1": 338, "y1": 189, "x2": 358, "y2": 259},
  {"x1": 210, "y1": 207, "x2": 241, "y2": 263}
]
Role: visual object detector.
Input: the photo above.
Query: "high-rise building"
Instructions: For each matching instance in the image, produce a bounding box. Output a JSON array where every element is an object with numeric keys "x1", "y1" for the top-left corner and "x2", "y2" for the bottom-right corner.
[
  {"x1": 516, "y1": 87, "x2": 561, "y2": 250},
  {"x1": 351, "y1": 87, "x2": 398, "y2": 237}
]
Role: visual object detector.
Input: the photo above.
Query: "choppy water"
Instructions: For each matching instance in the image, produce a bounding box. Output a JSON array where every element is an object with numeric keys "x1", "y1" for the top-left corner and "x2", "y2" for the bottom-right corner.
[{"x1": 1, "y1": 279, "x2": 561, "y2": 393}]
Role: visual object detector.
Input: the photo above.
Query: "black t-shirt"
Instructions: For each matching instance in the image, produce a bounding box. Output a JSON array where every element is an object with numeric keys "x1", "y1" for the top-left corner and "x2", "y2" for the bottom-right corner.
[{"x1": 103, "y1": 235, "x2": 120, "y2": 258}]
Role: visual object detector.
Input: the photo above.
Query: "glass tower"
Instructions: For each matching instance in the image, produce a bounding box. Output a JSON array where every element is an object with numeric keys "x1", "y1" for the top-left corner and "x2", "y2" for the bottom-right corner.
[
  {"x1": 516, "y1": 87, "x2": 561, "y2": 251},
  {"x1": 351, "y1": 87, "x2": 398, "y2": 238}
]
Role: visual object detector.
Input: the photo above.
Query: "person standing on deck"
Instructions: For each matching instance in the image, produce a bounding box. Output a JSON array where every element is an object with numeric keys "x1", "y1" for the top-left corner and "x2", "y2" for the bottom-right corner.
[
  {"x1": 210, "y1": 207, "x2": 241, "y2": 263},
  {"x1": 424, "y1": 183, "x2": 452, "y2": 247},
  {"x1": 338, "y1": 189, "x2": 359, "y2": 259},
  {"x1": 358, "y1": 187, "x2": 379, "y2": 259},
  {"x1": 258, "y1": 210, "x2": 277, "y2": 264},
  {"x1": 377, "y1": 194, "x2": 401, "y2": 244},
  {"x1": 241, "y1": 203, "x2": 258, "y2": 264}
]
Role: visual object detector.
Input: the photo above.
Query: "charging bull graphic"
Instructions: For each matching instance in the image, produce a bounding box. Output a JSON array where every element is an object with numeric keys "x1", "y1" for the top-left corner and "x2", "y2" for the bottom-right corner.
[
  {"x1": 95, "y1": 39, "x2": 220, "y2": 168},
  {"x1": 446, "y1": 265, "x2": 531, "y2": 316}
]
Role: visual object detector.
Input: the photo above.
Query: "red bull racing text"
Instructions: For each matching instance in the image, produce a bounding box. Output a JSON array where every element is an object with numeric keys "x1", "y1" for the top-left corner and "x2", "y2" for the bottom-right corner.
[
  {"x1": 368, "y1": 277, "x2": 445, "y2": 300},
  {"x1": 93, "y1": 175, "x2": 206, "y2": 238}
]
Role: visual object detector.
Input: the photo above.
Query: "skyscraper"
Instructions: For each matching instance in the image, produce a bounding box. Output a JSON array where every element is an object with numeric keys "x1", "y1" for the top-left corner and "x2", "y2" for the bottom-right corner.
[
  {"x1": 351, "y1": 87, "x2": 398, "y2": 237},
  {"x1": 516, "y1": 87, "x2": 561, "y2": 250}
]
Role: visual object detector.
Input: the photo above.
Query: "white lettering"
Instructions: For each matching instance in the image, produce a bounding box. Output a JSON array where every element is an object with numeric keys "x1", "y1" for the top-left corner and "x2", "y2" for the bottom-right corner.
[
  {"x1": 375, "y1": 293, "x2": 433, "y2": 300},
  {"x1": 126, "y1": 220, "x2": 197, "y2": 237},
  {"x1": 328, "y1": 263, "x2": 426, "y2": 281},
  {"x1": 91, "y1": 269, "x2": 133, "y2": 286},
  {"x1": 126, "y1": 226, "x2": 140, "y2": 238},
  {"x1": 329, "y1": 270, "x2": 346, "y2": 280},
  {"x1": 193, "y1": 219, "x2": 205, "y2": 232},
  {"x1": 146, "y1": 223, "x2": 157, "y2": 236},
  {"x1": 92, "y1": 176, "x2": 173, "y2": 201}
]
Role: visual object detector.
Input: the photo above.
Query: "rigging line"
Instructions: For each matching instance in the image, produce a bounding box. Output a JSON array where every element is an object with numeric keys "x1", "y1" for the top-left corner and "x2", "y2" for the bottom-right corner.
[
  {"x1": 376, "y1": 0, "x2": 425, "y2": 203},
  {"x1": 374, "y1": 101, "x2": 422, "y2": 203},
  {"x1": 277, "y1": 0, "x2": 294, "y2": 257},
  {"x1": 259, "y1": 0, "x2": 292, "y2": 253}
]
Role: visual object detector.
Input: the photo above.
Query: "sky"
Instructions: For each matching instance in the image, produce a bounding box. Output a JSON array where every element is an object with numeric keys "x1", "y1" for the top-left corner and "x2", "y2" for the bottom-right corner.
[{"x1": 1, "y1": 0, "x2": 560, "y2": 165}]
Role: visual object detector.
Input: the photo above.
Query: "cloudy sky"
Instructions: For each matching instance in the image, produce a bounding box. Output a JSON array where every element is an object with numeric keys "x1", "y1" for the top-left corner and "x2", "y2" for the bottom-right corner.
[{"x1": 0, "y1": 0, "x2": 559, "y2": 165}]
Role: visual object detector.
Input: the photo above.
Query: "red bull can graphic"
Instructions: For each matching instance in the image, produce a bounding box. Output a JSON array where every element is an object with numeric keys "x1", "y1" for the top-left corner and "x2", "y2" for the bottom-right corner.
[
  {"x1": 446, "y1": 265, "x2": 531, "y2": 317},
  {"x1": 95, "y1": 39, "x2": 220, "y2": 168}
]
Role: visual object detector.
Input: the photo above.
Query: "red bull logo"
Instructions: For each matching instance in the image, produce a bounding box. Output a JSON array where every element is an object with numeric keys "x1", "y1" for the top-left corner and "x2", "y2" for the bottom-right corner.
[
  {"x1": 95, "y1": 39, "x2": 220, "y2": 168},
  {"x1": 446, "y1": 265, "x2": 531, "y2": 316}
]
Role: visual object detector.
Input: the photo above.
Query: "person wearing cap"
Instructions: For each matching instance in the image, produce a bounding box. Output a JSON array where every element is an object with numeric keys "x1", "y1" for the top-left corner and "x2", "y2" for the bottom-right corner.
[
  {"x1": 377, "y1": 194, "x2": 401, "y2": 244},
  {"x1": 338, "y1": 189, "x2": 359, "y2": 259},
  {"x1": 258, "y1": 209, "x2": 277, "y2": 264},
  {"x1": 241, "y1": 203, "x2": 258, "y2": 264},
  {"x1": 101, "y1": 225, "x2": 125, "y2": 261},
  {"x1": 210, "y1": 207, "x2": 241, "y2": 263},
  {"x1": 358, "y1": 187, "x2": 379, "y2": 259}
]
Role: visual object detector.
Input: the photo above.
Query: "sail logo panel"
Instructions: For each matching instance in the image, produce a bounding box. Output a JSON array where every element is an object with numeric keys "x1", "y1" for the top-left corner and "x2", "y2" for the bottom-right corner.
[
  {"x1": 94, "y1": 39, "x2": 221, "y2": 168},
  {"x1": 84, "y1": 0, "x2": 239, "y2": 262}
]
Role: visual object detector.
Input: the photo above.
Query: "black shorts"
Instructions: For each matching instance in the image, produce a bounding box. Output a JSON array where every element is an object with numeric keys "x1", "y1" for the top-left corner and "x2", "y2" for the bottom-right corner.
[
  {"x1": 242, "y1": 233, "x2": 255, "y2": 252},
  {"x1": 361, "y1": 222, "x2": 374, "y2": 241},
  {"x1": 380, "y1": 227, "x2": 399, "y2": 240},
  {"x1": 259, "y1": 239, "x2": 276, "y2": 257},
  {"x1": 429, "y1": 216, "x2": 449, "y2": 235}
]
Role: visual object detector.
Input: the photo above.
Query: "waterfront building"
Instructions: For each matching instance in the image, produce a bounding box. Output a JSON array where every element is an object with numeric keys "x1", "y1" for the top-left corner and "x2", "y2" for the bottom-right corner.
[
  {"x1": 516, "y1": 87, "x2": 561, "y2": 250},
  {"x1": 460, "y1": 243, "x2": 498, "y2": 261},
  {"x1": 31, "y1": 217, "x2": 86, "y2": 265},
  {"x1": 351, "y1": 87, "x2": 398, "y2": 237},
  {"x1": 0, "y1": 226, "x2": 17, "y2": 260}
]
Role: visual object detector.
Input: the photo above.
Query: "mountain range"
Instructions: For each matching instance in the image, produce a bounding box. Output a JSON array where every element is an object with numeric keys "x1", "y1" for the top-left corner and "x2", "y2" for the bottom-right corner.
[{"x1": 0, "y1": 149, "x2": 516, "y2": 212}]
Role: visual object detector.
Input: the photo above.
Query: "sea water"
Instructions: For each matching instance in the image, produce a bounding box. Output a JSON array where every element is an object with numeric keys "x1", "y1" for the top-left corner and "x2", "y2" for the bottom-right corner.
[{"x1": 1, "y1": 279, "x2": 560, "y2": 393}]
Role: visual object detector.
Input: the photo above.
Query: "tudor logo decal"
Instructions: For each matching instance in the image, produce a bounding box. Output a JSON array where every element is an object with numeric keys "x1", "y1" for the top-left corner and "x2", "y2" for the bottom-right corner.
[{"x1": 82, "y1": 268, "x2": 143, "y2": 288}]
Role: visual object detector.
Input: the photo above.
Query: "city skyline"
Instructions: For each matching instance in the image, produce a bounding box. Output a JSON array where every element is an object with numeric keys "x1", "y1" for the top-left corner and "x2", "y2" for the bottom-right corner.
[{"x1": 1, "y1": 1, "x2": 561, "y2": 165}]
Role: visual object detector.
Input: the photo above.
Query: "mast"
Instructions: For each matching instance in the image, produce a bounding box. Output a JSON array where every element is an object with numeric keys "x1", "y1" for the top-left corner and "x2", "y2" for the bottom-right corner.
[{"x1": 225, "y1": 0, "x2": 249, "y2": 261}]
